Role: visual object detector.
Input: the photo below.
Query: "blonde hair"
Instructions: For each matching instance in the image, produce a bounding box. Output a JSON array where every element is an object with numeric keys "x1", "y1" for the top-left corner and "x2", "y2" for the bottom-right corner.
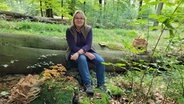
[{"x1": 72, "y1": 10, "x2": 87, "y2": 27}]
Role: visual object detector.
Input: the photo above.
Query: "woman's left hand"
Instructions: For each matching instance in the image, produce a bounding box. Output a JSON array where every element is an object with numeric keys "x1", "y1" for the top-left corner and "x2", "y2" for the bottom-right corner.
[
  {"x1": 70, "y1": 52, "x2": 79, "y2": 60},
  {"x1": 85, "y1": 52, "x2": 96, "y2": 60}
]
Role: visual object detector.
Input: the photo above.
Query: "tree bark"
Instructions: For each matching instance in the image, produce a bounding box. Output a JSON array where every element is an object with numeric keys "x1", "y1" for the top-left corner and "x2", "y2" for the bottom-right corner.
[
  {"x1": 0, "y1": 33, "x2": 153, "y2": 74},
  {"x1": 153, "y1": 2, "x2": 164, "y2": 26},
  {"x1": 45, "y1": 9, "x2": 53, "y2": 18},
  {"x1": 40, "y1": 0, "x2": 43, "y2": 17},
  {"x1": 68, "y1": 0, "x2": 76, "y2": 16},
  {"x1": 137, "y1": 0, "x2": 143, "y2": 19},
  {"x1": 138, "y1": 0, "x2": 143, "y2": 12},
  {"x1": 0, "y1": 10, "x2": 67, "y2": 24},
  {"x1": 61, "y1": 0, "x2": 64, "y2": 19},
  {"x1": 45, "y1": 1, "x2": 53, "y2": 18}
]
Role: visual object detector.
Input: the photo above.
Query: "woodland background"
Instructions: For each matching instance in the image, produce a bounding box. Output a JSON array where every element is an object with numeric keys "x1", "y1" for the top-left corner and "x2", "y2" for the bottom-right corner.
[{"x1": 0, "y1": 0, "x2": 184, "y2": 104}]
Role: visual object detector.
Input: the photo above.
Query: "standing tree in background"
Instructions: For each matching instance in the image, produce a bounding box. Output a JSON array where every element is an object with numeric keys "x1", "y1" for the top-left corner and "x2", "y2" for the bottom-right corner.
[
  {"x1": 68, "y1": 0, "x2": 76, "y2": 16},
  {"x1": 99, "y1": 0, "x2": 102, "y2": 19},
  {"x1": 99, "y1": 0, "x2": 106, "y2": 15},
  {"x1": 138, "y1": 0, "x2": 143, "y2": 12},
  {"x1": 83, "y1": 1, "x2": 86, "y2": 13},
  {"x1": 137, "y1": 0, "x2": 143, "y2": 19},
  {"x1": 61, "y1": 0, "x2": 64, "y2": 19},
  {"x1": 45, "y1": 0, "x2": 53, "y2": 18},
  {"x1": 39, "y1": 0, "x2": 43, "y2": 17},
  {"x1": 98, "y1": 0, "x2": 106, "y2": 26},
  {"x1": 29, "y1": 0, "x2": 61, "y2": 18},
  {"x1": 153, "y1": 2, "x2": 164, "y2": 26},
  {"x1": 29, "y1": 0, "x2": 54, "y2": 17}
]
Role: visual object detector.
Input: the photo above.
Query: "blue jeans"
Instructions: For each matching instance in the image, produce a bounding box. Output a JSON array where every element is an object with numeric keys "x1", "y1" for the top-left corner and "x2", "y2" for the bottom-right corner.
[{"x1": 68, "y1": 53, "x2": 105, "y2": 86}]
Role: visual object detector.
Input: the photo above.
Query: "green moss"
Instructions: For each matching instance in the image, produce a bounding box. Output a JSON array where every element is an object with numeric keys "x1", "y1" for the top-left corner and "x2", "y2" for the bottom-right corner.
[
  {"x1": 31, "y1": 79, "x2": 78, "y2": 104},
  {"x1": 106, "y1": 84, "x2": 124, "y2": 96},
  {"x1": 79, "y1": 97, "x2": 91, "y2": 104},
  {"x1": 79, "y1": 89, "x2": 110, "y2": 104},
  {"x1": 93, "y1": 91, "x2": 109, "y2": 104}
]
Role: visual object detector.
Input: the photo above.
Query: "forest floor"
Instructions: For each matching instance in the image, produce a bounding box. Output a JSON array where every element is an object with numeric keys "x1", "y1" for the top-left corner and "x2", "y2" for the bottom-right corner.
[
  {"x1": 0, "y1": 73, "x2": 178, "y2": 104},
  {"x1": 0, "y1": 74, "x2": 25, "y2": 104}
]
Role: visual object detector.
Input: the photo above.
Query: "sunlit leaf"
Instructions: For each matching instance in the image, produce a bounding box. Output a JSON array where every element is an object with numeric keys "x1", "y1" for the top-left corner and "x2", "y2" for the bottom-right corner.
[
  {"x1": 113, "y1": 63, "x2": 126, "y2": 67},
  {"x1": 149, "y1": 25, "x2": 162, "y2": 30},
  {"x1": 78, "y1": 0, "x2": 85, "y2": 3},
  {"x1": 102, "y1": 62, "x2": 112, "y2": 66},
  {"x1": 0, "y1": 91, "x2": 9, "y2": 96},
  {"x1": 149, "y1": 14, "x2": 167, "y2": 23},
  {"x1": 2, "y1": 64, "x2": 8, "y2": 68}
]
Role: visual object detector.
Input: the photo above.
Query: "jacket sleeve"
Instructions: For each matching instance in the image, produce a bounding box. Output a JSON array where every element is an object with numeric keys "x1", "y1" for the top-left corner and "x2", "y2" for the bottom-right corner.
[
  {"x1": 66, "y1": 28, "x2": 80, "y2": 52},
  {"x1": 82, "y1": 28, "x2": 92, "y2": 52}
]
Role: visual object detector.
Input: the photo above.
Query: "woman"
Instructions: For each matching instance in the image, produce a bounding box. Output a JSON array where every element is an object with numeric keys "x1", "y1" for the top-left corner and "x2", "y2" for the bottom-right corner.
[{"x1": 66, "y1": 10, "x2": 105, "y2": 95}]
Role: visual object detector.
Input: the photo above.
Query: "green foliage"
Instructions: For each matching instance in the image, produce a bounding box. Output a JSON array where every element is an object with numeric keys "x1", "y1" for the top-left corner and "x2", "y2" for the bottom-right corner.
[
  {"x1": 70, "y1": 0, "x2": 139, "y2": 28},
  {"x1": 106, "y1": 84, "x2": 124, "y2": 96},
  {"x1": 0, "y1": 1, "x2": 11, "y2": 11},
  {"x1": 0, "y1": 0, "x2": 184, "y2": 30},
  {"x1": 93, "y1": 91, "x2": 109, "y2": 104},
  {"x1": 1, "y1": 19, "x2": 173, "y2": 53},
  {"x1": 15, "y1": 21, "x2": 66, "y2": 36},
  {"x1": 139, "y1": 5, "x2": 155, "y2": 19},
  {"x1": 79, "y1": 89, "x2": 109, "y2": 104},
  {"x1": 79, "y1": 97, "x2": 90, "y2": 104},
  {"x1": 0, "y1": 19, "x2": 67, "y2": 36},
  {"x1": 31, "y1": 79, "x2": 76, "y2": 104},
  {"x1": 161, "y1": 56, "x2": 184, "y2": 103}
]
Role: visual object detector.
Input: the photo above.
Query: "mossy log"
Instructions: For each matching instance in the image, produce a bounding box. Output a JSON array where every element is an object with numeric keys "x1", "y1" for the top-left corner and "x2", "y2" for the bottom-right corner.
[
  {"x1": 0, "y1": 33, "x2": 153, "y2": 74},
  {"x1": 31, "y1": 79, "x2": 78, "y2": 104},
  {"x1": 31, "y1": 77, "x2": 109, "y2": 104},
  {"x1": 0, "y1": 10, "x2": 68, "y2": 24}
]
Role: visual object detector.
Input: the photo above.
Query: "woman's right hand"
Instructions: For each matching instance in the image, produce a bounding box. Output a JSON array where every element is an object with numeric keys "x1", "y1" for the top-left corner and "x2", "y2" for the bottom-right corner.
[
  {"x1": 78, "y1": 49, "x2": 84, "y2": 54},
  {"x1": 85, "y1": 52, "x2": 96, "y2": 60},
  {"x1": 70, "y1": 52, "x2": 79, "y2": 60}
]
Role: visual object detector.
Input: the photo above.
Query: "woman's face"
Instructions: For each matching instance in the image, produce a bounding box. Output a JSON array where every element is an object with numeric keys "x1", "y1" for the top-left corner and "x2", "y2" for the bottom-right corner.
[{"x1": 74, "y1": 13, "x2": 85, "y2": 28}]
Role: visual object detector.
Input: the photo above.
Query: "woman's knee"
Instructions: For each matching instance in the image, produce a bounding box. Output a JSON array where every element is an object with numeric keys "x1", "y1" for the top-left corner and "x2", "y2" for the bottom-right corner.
[
  {"x1": 97, "y1": 57, "x2": 104, "y2": 63},
  {"x1": 94, "y1": 54, "x2": 104, "y2": 63},
  {"x1": 77, "y1": 55, "x2": 87, "y2": 62}
]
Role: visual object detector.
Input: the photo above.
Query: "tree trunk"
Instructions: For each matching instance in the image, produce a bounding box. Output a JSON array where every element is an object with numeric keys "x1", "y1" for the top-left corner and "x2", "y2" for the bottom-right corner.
[
  {"x1": 138, "y1": 0, "x2": 143, "y2": 12},
  {"x1": 69, "y1": 0, "x2": 76, "y2": 16},
  {"x1": 45, "y1": 1, "x2": 53, "y2": 18},
  {"x1": 0, "y1": 10, "x2": 67, "y2": 24},
  {"x1": 61, "y1": 0, "x2": 64, "y2": 19},
  {"x1": 0, "y1": 33, "x2": 153, "y2": 74},
  {"x1": 0, "y1": 33, "x2": 66, "y2": 74},
  {"x1": 153, "y1": 2, "x2": 164, "y2": 26},
  {"x1": 137, "y1": 0, "x2": 143, "y2": 19},
  {"x1": 40, "y1": 0, "x2": 43, "y2": 17},
  {"x1": 45, "y1": 9, "x2": 53, "y2": 18},
  {"x1": 99, "y1": 0, "x2": 106, "y2": 16},
  {"x1": 83, "y1": 1, "x2": 86, "y2": 13}
]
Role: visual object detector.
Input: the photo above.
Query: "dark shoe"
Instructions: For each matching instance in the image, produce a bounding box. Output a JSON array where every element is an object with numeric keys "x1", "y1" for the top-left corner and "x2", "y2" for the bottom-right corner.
[
  {"x1": 97, "y1": 85, "x2": 107, "y2": 92},
  {"x1": 85, "y1": 84, "x2": 94, "y2": 95}
]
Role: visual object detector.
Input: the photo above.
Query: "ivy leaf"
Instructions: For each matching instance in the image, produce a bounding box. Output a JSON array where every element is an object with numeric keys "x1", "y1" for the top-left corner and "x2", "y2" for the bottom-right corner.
[
  {"x1": 113, "y1": 63, "x2": 126, "y2": 68},
  {"x1": 102, "y1": 62, "x2": 112, "y2": 66}
]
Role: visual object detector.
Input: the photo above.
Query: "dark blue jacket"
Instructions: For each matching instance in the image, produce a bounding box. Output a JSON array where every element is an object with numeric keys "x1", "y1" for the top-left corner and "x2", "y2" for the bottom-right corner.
[{"x1": 66, "y1": 25, "x2": 95, "y2": 60}]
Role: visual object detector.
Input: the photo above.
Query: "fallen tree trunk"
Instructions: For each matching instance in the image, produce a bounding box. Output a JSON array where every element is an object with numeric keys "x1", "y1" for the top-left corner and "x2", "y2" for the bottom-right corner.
[
  {"x1": 0, "y1": 11, "x2": 68, "y2": 24},
  {"x1": 0, "y1": 33, "x2": 153, "y2": 74},
  {"x1": 0, "y1": 33, "x2": 66, "y2": 50}
]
